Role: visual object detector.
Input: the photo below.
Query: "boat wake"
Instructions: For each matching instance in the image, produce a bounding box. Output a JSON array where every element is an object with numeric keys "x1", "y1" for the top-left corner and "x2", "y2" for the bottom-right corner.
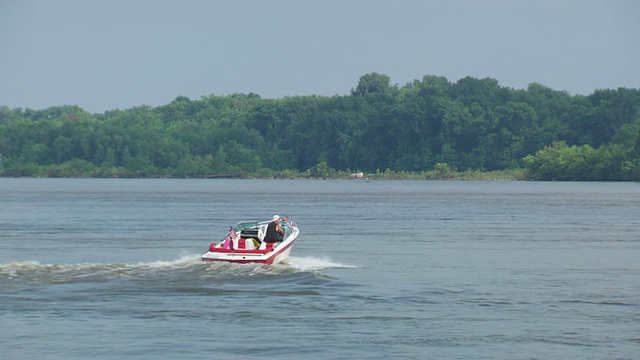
[
  {"x1": 0, "y1": 255, "x2": 200, "y2": 282},
  {"x1": 0, "y1": 255, "x2": 355, "y2": 283},
  {"x1": 283, "y1": 256, "x2": 357, "y2": 271}
]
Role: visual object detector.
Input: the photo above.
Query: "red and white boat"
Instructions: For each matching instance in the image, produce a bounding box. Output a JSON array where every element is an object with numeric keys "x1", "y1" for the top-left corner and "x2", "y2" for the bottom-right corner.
[{"x1": 201, "y1": 219, "x2": 299, "y2": 264}]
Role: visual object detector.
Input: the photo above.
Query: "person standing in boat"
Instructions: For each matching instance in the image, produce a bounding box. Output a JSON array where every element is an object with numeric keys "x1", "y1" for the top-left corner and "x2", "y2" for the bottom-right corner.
[{"x1": 264, "y1": 215, "x2": 285, "y2": 244}]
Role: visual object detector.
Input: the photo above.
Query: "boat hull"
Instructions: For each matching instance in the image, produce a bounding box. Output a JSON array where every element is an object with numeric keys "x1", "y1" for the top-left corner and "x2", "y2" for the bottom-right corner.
[{"x1": 201, "y1": 240, "x2": 295, "y2": 264}]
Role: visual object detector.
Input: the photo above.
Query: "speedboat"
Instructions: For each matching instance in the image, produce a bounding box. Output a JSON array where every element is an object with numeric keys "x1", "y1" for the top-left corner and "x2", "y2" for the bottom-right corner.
[{"x1": 201, "y1": 219, "x2": 299, "y2": 264}]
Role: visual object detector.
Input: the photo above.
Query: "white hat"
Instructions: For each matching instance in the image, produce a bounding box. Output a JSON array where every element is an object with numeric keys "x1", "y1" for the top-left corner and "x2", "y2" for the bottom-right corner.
[{"x1": 272, "y1": 215, "x2": 280, "y2": 222}]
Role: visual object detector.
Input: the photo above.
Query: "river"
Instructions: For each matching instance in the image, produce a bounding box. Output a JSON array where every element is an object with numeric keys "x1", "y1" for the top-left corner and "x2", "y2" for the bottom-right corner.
[{"x1": 1, "y1": 179, "x2": 638, "y2": 359}]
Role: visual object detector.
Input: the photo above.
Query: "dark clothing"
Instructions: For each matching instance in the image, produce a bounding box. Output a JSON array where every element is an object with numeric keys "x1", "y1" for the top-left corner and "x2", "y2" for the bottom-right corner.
[{"x1": 264, "y1": 222, "x2": 281, "y2": 243}]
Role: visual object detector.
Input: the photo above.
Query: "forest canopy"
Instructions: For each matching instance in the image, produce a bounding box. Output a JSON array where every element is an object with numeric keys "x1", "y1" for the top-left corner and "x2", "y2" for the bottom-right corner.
[{"x1": 1, "y1": 73, "x2": 639, "y2": 180}]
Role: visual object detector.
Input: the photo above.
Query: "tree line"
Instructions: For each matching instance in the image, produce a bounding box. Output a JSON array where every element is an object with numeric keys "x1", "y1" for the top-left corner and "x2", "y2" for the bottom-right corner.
[{"x1": 1, "y1": 73, "x2": 639, "y2": 180}]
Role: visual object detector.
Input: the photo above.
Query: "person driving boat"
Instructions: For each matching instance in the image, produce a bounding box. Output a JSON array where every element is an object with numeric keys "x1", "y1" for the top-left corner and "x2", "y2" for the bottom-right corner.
[{"x1": 264, "y1": 214, "x2": 284, "y2": 244}]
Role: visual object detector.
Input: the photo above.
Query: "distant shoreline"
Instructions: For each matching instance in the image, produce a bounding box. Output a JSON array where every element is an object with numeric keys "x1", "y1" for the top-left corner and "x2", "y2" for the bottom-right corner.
[{"x1": 0, "y1": 172, "x2": 523, "y2": 181}]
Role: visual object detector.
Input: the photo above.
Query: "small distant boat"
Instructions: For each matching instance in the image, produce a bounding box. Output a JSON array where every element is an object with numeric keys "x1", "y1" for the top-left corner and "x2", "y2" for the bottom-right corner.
[{"x1": 201, "y1": 219, "x2": 299, "y2": 264}]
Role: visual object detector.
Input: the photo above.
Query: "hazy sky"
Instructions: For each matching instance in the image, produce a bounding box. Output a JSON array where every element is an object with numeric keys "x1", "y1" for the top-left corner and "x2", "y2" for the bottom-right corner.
[{"x1": 1, "y1": 0, "x2": 639, "y2": 113}]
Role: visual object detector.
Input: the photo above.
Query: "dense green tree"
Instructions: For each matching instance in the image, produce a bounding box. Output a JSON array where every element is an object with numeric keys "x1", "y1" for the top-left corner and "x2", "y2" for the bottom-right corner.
[
  {"x1": 0, "y1": 74, "x2": 638, "y2": 180},
  {"x1": 351, "y1": 73, "x2": 393, "y2": 96}
]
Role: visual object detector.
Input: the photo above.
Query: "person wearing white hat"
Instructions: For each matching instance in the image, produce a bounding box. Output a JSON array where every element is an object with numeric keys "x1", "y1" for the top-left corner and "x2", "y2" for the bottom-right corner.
[{"x1": 264, "y1": 214, "x2": 284, "y2": 244}]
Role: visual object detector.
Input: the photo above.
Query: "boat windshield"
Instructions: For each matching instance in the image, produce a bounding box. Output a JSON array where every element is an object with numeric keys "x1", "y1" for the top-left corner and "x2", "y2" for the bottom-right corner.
[{"x1": 233, "y1": 221, "x2": 259, "y2": 232}]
